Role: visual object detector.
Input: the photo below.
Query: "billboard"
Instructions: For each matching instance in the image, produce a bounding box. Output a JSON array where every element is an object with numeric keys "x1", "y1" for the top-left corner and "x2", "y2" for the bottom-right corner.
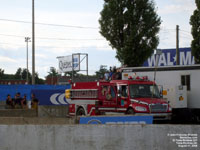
[
  {"x1": 79, "y1": 116, "x2": 153, "y2": 124},
  {"x1": 0, "y1": 85, "x2": 69, "y2": 101},
  {"x1": 143, "y1": 48, "x2": 195, "y2": 67},
  {"x1": 31, "y1": 89, "x2": 69, "y2": 105},
  {"x1": 57, "y1": 54, "x2": 80, "y2": 73}
]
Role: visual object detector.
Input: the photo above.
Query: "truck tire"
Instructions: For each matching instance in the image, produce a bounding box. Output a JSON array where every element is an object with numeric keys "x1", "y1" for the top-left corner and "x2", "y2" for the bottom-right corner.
[
  {"x1": 76, "y1": 107, "x2": 85, "y2": 116},
  {"x1": 127, "y1": 108, "x2": 135, "y2": 115}
]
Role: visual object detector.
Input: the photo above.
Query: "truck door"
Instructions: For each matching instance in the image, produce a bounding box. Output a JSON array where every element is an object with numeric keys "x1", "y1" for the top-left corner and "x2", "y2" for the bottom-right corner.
[
  {"x1": 100, "y1": 84, "x2": 117, "y2": 109},
  {"x1": 117, "y1": 85, "x2": 129, "y2": 110}
]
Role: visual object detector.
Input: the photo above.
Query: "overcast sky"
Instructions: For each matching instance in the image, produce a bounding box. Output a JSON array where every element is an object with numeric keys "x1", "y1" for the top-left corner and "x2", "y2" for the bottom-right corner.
[{"x1": 0, "y1": 0, "x2": 196, "y2": 78}]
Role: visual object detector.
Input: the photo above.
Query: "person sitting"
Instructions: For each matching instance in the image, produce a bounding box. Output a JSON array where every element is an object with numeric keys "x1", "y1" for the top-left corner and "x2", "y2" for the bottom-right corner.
[
  {"x1": 5, "y1": 94, "x2": 14, "y2": 109},
  {"x1": 21, "y1": 94, "x2": 27, "y2": 109},
  {"x1": 31, "y1": 93, "x2": 39, "y2": 109},
  {"x1": 14, "y1": 92, "x2": 23, "y2": 109}
]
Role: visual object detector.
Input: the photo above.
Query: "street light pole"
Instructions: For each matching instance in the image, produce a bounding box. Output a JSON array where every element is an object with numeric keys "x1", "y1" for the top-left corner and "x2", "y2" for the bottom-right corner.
[
  {"x1": 25, "y1": 37, "x2": 31, "y2": 84},
  {"x1": 32, "y1": 0, "x2": 35, "y2": 85}
]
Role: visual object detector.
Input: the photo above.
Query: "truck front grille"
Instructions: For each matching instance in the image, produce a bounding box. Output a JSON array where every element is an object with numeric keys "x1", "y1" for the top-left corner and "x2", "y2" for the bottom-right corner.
[{"x1": 149, "y1": 104, "x2": 168, "y2": 112}]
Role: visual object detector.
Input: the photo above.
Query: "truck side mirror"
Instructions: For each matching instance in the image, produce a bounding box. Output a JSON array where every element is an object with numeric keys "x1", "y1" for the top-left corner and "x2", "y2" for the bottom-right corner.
[
  {"x1": 161, "y1": 86, "x2": 164, "y2": 98},
  {"x1": 157, "y1": 85, "x2": 163, "y2": 98},
  {"x1": 117, "y1": 93, "x2": 121, "y2": 97}
]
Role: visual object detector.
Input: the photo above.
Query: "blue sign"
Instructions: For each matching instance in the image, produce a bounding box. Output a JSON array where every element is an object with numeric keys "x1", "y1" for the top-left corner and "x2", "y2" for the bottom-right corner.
[
  {"x1": 0, "y1": 85, "x2": 69, "y2": 101},
  {"x1": 143, "y1": 48, "x2": 195, "y2": 67},
  {"x1": 79, "y1": 116, "x2": 153, "y2": 124},
  {"x1": 73, "y1": 57, "x2": 79, "y2": 68},
  {"x1": 31, "y1": 89, "x2": 69, "y2": 105}
]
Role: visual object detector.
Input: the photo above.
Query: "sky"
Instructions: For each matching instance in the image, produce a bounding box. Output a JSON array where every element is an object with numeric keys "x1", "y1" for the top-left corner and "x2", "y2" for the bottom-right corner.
[{"x1": 0, "y1": 0, "x2": 196, "y2": 79}]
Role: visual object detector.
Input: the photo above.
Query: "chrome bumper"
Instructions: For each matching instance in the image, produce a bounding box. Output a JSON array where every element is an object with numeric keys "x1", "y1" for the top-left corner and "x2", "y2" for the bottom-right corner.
[{"x1": 135, "y1": 113, "x2": 172, "y2": 120}]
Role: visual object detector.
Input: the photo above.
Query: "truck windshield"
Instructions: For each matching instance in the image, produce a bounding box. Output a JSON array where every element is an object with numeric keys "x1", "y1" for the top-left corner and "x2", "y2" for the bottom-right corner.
[{"x1": 129, "y1": 84, "x2": 161, "y2": 98}]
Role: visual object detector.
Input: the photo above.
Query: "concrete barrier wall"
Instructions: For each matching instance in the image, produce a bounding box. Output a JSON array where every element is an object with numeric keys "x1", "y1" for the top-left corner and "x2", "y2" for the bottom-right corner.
[
  {"x1": 0, "y1": 124, "x2": 199, "y2": 150},
  {"x1": 0, "y1": 109, "x2": 37, "y2": 117},
  {"x1": 0, "y1": 117, "x2": 75, "y2": 125},
  {"x1": 0, "y1": 106, "x2": 68, "y2": 117},
  {"x1": 38, "y1": 106, "x2": 68, "y2": 117}
]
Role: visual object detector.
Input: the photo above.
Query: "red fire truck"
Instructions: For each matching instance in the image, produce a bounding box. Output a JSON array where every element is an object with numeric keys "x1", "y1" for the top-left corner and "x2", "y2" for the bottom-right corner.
[{"x1": 65, "y1": 76, "x2": 172, "y2": 120}]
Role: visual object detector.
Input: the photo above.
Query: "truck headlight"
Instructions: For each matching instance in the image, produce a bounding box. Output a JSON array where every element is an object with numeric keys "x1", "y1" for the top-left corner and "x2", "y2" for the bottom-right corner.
[{"x1": 135, "y1": 106, "x2": 147, "y2": 112}]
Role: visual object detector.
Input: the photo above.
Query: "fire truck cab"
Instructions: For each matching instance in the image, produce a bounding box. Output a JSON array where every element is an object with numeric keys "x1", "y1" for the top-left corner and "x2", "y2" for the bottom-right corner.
[{"x1": 66, "y1": 76, "x2": 172, "y2": 120}]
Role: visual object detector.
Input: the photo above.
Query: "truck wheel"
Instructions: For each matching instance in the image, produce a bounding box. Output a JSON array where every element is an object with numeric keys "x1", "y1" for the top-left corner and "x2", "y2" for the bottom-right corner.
[
  {"x1": 127, "y1": 108, "x2": 135, "y2": 115},
  {"x1": 76, "y1": 108, "x2": 85, "y2": 116}
]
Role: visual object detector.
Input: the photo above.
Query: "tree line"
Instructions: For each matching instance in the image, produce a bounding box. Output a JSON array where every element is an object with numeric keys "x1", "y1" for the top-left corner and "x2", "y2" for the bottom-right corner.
[{"x1": 0, "y1": 68, "x2": 44, "y2": 84}]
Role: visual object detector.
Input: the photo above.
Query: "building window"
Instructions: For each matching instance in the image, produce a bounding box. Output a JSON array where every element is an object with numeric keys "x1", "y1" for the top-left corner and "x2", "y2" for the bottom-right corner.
[{"x1": 181, "y1": 75, "x2": 190, "y2": 91}]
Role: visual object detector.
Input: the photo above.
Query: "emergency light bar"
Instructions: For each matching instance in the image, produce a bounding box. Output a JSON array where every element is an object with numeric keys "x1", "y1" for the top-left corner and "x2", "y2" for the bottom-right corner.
[{"x1": 128, "y1": 75, "x2": 149, "y2": 81}]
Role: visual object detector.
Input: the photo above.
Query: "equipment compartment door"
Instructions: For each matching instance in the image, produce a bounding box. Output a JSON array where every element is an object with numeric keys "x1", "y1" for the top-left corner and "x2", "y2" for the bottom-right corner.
[{"x1": 99, "y1": 84, "x2": 117, "y2": 109}]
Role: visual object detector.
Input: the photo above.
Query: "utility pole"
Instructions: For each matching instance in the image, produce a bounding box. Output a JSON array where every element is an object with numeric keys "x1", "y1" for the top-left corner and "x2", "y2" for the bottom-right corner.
[
  {"x1": 32, "y1": 0, "x2": 35, "y2": 84},
  {"x1": 25, "y1": 37, "x2": 31, "y2": 84},
  {"x1": 176, "y1": 25, "x2": 180, "y2": 65},
  {"x1": 86, "y1": 54, "x2": 88, "y2": 81}
]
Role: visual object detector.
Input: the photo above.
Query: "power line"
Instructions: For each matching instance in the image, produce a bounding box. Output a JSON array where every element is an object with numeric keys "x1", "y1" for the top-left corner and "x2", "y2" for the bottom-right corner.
[
  {"x1": 36, "y1": 37, "x2": 104, "y2": 41},
  {"x1": 0, "y1": 33, "x2": 25, "y2": 38},
  {"x1": 180, "y1": 35, "x2": 193, "y2": 40},
  {"x1": 160, "y1": 27, "x2": 176, "y2": 31},
  {"x1": 180, "y1": 32, "x2": 192, "y2": 37},
  {"x1": 0, "y1": 18, "x2": 98, "y2": 29},
  {"x1": 179, "y1": 29, "x2": 191, "y2": 34},
  {"x1": 159, "y1": 29, "x2": 176, "y2": 35},
  {"x1": 180, "y1": 31, "x2": 192, "y2": 37},
  {"x1": 159, "y1": 31, "x2": 172, "y2": 34},
  {"x1": 0, "y1": 42, "x2": 24, "y2": 46},
  {"x1": 0, "y1": 33, "x2": 104, "y2": 41},
  {"x1": 37, "y1": 45, "x2": 111, "y2": 49},
  {"x1": 160, "y1": 37, "x2": 170, "y2": 41},
  {"x1": 0, "y1": 42, "x2": 111, "y2": 49},
  {"x1": 179, "y1": 31, "x2": 192, "y2": 39}
]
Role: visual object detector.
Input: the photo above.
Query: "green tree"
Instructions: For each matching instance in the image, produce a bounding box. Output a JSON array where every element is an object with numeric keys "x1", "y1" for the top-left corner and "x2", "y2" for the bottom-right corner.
[
  {"x1": 0, "y1": 68, "x2": 15, "y2": 80},
  {"x1": 190, "y1": 0, "x2": 200, "y2": 64},
  {"x1": 21, "y1": 68, "x2": 32, "y2": 83},
  {"x1": 0, "y1": 68, "x2": 4, "y2": 78},
  {"x1": 99, "y1": 0, "x2": 161, "y2": 66},
  {"x1": 14, "y1": 68, "x2": 23, "y2": 79},
  {"x1": 95, "y1": 65, "x2": 108, "y2": 79},
  {"x1": 35, "y1": 73, "x2": 45, "y2": 84},
  {"x1": 14, "y1": 68, "x2": 31, "y2": 80},
  {"x1": 14, "y1": 67, "x2": 44, "y2": 84},
  {"x1": 64, "y1": 71, "x2": 78, "y2": 77},
  {"x1": 47, "y1": 67, "x2": 58, "y2": 77}
]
